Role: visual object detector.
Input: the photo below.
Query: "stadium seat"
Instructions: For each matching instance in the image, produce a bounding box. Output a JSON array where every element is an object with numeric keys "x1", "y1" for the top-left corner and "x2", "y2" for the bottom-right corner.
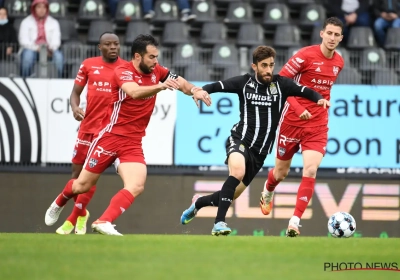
[
  {"x1": 192, "y1": 1, "x2": 217, "y2": 24},
  {"x1": 372, "y1": 68, "x2": 399, "y2": 85},
  {"x1": 58, "y1": 18, "x2": 79, "y2": 43},
  {"x1": 335, "y1": 67, "x2": 362, "y2": 84},
  {"x1": 298, "y1": 4, "x2": 326, "y2": 29},
  {"x1": 153, "y1": 0, "x2": 179, "y2": 24},
  {"x1": 114, "y1": 0, "x2": 142, "y2": 24},
  {"x1": 0, "y1": 61, "x2": 19, "y2": 77},
  {"x1": 211, "y1": 43, "x2": 239, "y2": 66},
  {"x1": 262, "y1": 3, "x2": 290, "y2": 28},
  {"x1": 252, "y1": 0, "x2": 279, "y2": 4},
  {"x1": 273, "y1": 24, "x2": 302, "y2": 48},
  {"x1": 199, "y1": 22, "x2": 227, "y2": 47},
  {"x1": 62, "y1": 41, "x2": 85, "y2": 65},
  {"x1": 78, "y1": 0, "x2": 107, "y2": 22},
  {"x1": 162, "y1": 22, "x2": 190, "y2": 46},
  {"x1": 237, "y1": 23, "x2": 265, "y2": 47},
  {"x1": 335, "y1": 47, "x2": 351, "y2": 66},
  {"x1": 184, "y1": 64, "x2": 211, "y2": 81},
  {"x1": 4, "y1": 0, "x2": 31, "y2": 19},
  {"x1": 287, "y1": 46, "x2": 302, "y2": 57},
  {"x1": 224, "y1": 2, "x2": 253, "y2": 27},
  {"x1": 287, "y1": 0, "x2": 316, "y2": 7},
  {"x1": 359, "y1": 47, "x2": 386, "y2": 71},
  {"x1": 384, "y1": 28, "x2": 400, "y2": 51},
  {"x1": 48, "y1": 0, "x2": 68, "y2": 19},
  {"x1": 347, "y1": 27, "x2": 376, "y2": 49},
  {"x1": 87, "y1": 20, "x2": 114, "y2": 45},
  {"x1": 310, "y1": 26, "x2": 321, "y2": 45},
  {"x1": 172, "y1": 44, "x2": 201, "y2": 67},
  {"x1": 125, "y1": 21, "x2": 151, "y2": 45},
  {"x1": 222, "y1": 66, "x2": 241, "y2": 80}
]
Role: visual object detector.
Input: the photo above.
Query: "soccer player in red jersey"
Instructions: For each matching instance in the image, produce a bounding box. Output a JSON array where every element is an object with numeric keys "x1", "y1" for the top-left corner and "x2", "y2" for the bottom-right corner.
[
  {"x1": 45, "y1": 34, "x2": 211, "y2": 235},
  {"x1": 55, "y1": 32, "x2": 127, "y2": 235},
  {"x1": 259, "y1": 17, "x2": 345, "y2": 237}
]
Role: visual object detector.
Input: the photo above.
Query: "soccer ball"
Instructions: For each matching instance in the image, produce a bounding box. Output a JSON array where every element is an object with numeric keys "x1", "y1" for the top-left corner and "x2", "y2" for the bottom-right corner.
[{"x1": 327, "y1": 212, "x2": 356, "y2": 238}]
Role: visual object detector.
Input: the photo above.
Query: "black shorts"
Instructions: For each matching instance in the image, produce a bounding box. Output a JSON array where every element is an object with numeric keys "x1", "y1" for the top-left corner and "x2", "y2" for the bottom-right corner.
[{"x1": 225, "y1": 136, "x2": 267, "y2": 186}]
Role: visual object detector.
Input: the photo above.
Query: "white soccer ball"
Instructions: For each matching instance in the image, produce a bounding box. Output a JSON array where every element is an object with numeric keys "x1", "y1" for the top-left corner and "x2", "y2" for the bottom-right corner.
[{"x1": 327, "y1": 212, "x2": 356, "y2": 238}]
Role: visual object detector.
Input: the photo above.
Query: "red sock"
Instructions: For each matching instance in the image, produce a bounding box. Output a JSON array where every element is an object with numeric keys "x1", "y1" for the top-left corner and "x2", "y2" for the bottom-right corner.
[
  {"x1": 99, "y1": 189, "x2": 135, "y2": 222},
  {"x1": 294, "y1": 177, "x2": 315, "y2": 218},
  {"x1": 67, "y1": 185, "x2": 97, "y2": 225},
  {"x1": 55, "y1": 179, "x2": 77, "y2": 207},
  {"x1": 266, "y1": 168, "x2": 280, "y2": 192}
]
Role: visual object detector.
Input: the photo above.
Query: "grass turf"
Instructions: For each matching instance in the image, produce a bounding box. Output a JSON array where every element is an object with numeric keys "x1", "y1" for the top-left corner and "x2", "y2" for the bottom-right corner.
[{"x1": 0, "y1": 234, "x2": 399, "y2": 280}]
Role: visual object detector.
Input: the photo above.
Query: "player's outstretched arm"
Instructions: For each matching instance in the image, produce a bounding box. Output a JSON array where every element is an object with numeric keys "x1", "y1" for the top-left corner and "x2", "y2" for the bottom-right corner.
[
  {"x1": 202, "y1": 75, "x2": 246, "y2": 94},
  {"x1": 70, "y1": 84, "x2": 85, "y2": 121},
  {"x1": 286, "y1": 97, "x2": 309, "y2": 119},
  {"x1": 175, "y1": 76, "x2": 212, "y2": 107},
  {"x1": 282, "y1": 77, "x2": 326, "y2": 105},
  {"x1": 121, "y1": 78, "x2": 180, "y2": 99}
]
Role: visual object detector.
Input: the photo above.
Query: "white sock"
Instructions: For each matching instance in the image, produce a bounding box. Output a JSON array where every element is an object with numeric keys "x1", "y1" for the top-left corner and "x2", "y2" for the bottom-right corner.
[{"x1": 289, "y1": 215, "x2": 300, "y2": 225}]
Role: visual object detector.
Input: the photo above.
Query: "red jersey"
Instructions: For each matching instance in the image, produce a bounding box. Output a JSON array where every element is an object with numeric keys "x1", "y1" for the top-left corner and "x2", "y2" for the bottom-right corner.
[
  {"x1": 74, "y1": 56, "x2": 126, "y2": 133},
  {"x1": 101, "y1": 62, "x2": 170, "y2": 138},
  {"x1": 279, "y1": 45, "x2": 344, "y2": 127}
]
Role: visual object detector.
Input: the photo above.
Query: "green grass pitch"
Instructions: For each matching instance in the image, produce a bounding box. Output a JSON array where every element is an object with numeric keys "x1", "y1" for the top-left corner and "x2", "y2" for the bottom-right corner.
[{"x1": 0, "y1": 234, "x2": 399, "y2": 280}]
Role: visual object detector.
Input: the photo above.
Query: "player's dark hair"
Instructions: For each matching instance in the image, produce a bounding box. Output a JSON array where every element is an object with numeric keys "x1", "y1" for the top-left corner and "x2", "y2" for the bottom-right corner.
[
  {"x1": 252, "y1": 46, "x2": 276, "y2": 64},
  {"x1": 131, "y1": 34, "x2": 159, "y2": 57},
  {"x1": 322, "y1": 17, "x2": 344, "y2": 34},
  {"x1": 99, "y1": 32, "x2": 118, "y2": 43}
]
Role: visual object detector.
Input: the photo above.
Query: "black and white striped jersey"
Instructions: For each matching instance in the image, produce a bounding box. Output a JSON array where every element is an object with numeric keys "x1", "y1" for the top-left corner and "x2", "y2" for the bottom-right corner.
[{"x1": 202, "y1": 73, "x2": 323, "y2": 156}]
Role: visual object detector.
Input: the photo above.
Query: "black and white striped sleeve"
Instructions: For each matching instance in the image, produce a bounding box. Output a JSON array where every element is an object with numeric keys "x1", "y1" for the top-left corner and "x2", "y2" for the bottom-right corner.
[{"x1": 202, "y1": 75, "x2": 247, "y2": 94}]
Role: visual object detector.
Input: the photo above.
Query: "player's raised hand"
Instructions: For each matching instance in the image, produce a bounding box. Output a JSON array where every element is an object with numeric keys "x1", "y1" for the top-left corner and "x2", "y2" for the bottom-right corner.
[
  {"x1": 160, "y1": 78, "x2": 180, "y2": 90},
  {"x1": 317, "y1": 99, "x2": 330, "y2": 109},
  {"x1": 299, "y1": 110, "x2": 312, "y2": 120},
  {"x1": 72, "y1": 106, "x2": 85, "y2": 121},
  {"x1": 192, "y1": 89, "x2": 212, "y2": 108}
]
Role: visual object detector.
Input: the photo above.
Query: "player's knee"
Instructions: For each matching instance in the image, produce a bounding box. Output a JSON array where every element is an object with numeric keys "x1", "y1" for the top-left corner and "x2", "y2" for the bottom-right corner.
[
  {"x1": 303, "y1": 165, "x2": 318, "y2": 178},
  {"x1": 72, "y1": 180, "x2": 92, "y2": 194},
  {"x1": 229, "y1": 168, "x2": 245, "y2": 182},
  {"x1": 274, "y1": 167, "x2": 289, "y2": 181},
  {"x1": 125, "y1": 184, "x2": 144, "y2": 197}
]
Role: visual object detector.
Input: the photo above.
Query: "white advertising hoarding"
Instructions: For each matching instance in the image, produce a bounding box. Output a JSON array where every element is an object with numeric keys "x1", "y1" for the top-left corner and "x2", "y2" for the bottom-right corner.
[{"x1": 0, "y1": 78, "x2": 175, "y2": 165}]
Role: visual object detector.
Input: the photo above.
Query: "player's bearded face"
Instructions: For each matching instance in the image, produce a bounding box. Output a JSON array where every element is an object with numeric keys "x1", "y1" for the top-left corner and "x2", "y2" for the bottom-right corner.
[
  {"x1": 253, "y1": 58, "x2": 274, "y2": 84},
  {"x1": 139, "y1": 57, "x2": 152, "y2": 74},
  {"x1": 139, "y1": 46, "x2": 159, "y2": 74}
]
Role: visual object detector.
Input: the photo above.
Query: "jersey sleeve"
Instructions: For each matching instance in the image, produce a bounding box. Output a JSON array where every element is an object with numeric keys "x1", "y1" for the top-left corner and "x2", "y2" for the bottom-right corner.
[
  {"x1": 279, "y1": 49, "x2": 308, "y2": 79},
  {"x1": 280, "y1": 76, "x2": 323, "y2": 103},
  {"x1": 286, "y1": 97, "x2": 306, "y2": 116},
  {"x1": 114, "y1": 65, "x2": 136, "y2": 88},
  {"x1": 202, "y1": 75, "x2": 247, "y2": 94},
  {"x1": 157, "y1": 64, "x2": 178, "y2": 82},
  {"x1": 74, "y1": 61, "x2": 88, "y2": 86}
]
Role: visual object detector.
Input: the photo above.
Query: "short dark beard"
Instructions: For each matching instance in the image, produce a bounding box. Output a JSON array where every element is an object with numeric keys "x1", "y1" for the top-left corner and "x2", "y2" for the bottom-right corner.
[
  {"x1": 256, "y1": 72, "x2": 272, "y2": 84},
  {"x1": 139, "y1": 59, "x2": 152, "y2": 74}
]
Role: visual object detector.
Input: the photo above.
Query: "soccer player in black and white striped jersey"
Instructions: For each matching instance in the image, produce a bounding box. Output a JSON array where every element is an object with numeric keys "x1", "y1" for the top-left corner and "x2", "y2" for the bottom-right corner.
[{"x1": 180, "y1": 46, "x2": 331, "y2": 235}]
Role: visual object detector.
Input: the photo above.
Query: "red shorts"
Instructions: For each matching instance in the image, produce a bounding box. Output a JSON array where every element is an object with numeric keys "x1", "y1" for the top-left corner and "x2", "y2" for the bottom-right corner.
[
  {"x1": 83, "y1": 132, "x2": 145, "y2": 174},
  {"x1": 276, "y1": 123, "x2": 328, "y2": 160},
  {"x1": 71, "y1": 132, "x2": 94, "y2": 165}
]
